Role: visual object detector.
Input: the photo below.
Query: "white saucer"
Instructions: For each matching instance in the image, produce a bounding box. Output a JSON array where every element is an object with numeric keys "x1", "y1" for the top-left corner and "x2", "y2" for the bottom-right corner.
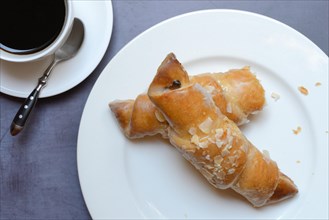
[{"x1": 0, "y1": 1, "x2": 113, "y2": 98}]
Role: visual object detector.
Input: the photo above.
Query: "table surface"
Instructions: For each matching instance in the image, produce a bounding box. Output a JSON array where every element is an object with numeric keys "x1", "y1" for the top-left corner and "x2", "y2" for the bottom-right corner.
[{"x1": 1, "y1": 1, "x2": 328, "y2": 219}]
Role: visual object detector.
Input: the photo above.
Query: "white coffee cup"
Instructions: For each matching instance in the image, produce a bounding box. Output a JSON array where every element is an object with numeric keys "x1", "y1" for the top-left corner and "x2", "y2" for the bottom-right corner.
[{"x1": 0, "y1": 0, "x2": 74, "y2": 63}]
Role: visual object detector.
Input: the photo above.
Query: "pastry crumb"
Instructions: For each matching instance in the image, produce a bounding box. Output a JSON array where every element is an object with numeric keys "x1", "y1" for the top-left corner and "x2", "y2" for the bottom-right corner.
[
  {"x1": 292, "y1": 126, "x2": 302, "y2": 135},
  {"x1": 296, "y1": 160, "x2": 301, "y2": 164},
  {"x1": 315, "y1": 82, "x2": 322, "y2": 87},
  {"x1": 298, "y1": 86, "x2": 309, "y2": 95},
  {"x1": 271, "y1": 92, "x2": 280, "y2": 101}
]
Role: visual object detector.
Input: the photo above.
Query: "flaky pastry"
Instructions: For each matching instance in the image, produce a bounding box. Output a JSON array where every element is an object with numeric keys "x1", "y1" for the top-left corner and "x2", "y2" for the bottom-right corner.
[
  {"x1": 110, "y1": 53, "x2": 265, "y2": 139},
  {"x1": 145, "y1": 53, "x2": 298, "y2": 207}
]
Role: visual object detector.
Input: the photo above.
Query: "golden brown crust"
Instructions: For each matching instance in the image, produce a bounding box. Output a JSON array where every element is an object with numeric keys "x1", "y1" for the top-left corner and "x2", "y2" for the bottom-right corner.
[
  {"x1": 109, "y1": 53, "x2": 265, "y2": 139},
  {"x1": 147, "y1": 53, "x2": 298, "y2": 207},
  {"x1": 109, "y1": 99, "x2": 134, "y2": 136},
  {"x1": 109, "y1": 94, "x2": 168, "y2": 138},
  {"x1": 214, "y1": 67, "x2": 265, "y2": 124},
  {"x1": 267, "y1": 173, "x2": 298, "y2": 204},
  {"x1": 130, "y1": 94, "x2": 167, "y2": 138}
]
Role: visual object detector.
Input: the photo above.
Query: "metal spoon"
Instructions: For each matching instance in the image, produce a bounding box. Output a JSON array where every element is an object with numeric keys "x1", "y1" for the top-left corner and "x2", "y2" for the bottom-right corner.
[{"x1": 10, "y1": 18, "x2": 85, "y2": 136}]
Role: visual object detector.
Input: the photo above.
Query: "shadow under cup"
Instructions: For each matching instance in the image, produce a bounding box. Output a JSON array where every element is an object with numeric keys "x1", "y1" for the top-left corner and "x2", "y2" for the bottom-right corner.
[{"x1": 0, "y1": 0, "x2": 71, "y2": 61}]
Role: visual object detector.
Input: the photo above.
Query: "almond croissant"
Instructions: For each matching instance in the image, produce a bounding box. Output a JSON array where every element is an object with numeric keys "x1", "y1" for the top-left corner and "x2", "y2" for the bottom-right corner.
[
  {"x1": 146, "y1": 53, "x2": 298, "y2": 207},
  {"x1": 109, "y1": 54, "x2": 265, "y2": 139}
]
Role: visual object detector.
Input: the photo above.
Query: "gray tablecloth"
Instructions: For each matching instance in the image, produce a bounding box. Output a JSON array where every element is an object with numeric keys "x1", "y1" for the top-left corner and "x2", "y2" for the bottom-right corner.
[{"x1": 1, "y1": 1, "x2": 328, "y2": 219}]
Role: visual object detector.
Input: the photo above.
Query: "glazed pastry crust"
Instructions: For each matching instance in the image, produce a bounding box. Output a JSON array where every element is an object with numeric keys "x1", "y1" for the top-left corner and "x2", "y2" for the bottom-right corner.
[
  {"x1": 109, "y1": 55, "x2": 265, "y2": 139},
  {"x1": 110, "y1": 95, "x2": 168, "y2": 138},
  {"x1": 147, "y1": 53, "x2": 297, "y2": 207}
]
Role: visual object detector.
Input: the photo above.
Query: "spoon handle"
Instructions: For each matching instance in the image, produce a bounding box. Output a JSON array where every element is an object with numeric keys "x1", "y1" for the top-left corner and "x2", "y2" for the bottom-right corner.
[
  {"x1": 10, "y1": 59, "x2": 56, "y2": 136},
  {"x1": 10, "y1": 87, "x2": 41, "y2": 136}
]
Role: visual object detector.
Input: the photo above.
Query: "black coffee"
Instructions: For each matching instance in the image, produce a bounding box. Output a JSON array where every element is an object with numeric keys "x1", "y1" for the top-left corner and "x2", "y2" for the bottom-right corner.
[{"x1": 0, "y1": 0, "x2": 66, "y2": 54}]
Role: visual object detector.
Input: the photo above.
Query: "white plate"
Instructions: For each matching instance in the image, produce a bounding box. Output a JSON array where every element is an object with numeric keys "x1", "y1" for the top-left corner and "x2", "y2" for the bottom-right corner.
[
  {"x1": 77, "y1": 10, "x2": 328, "y2": 219},
  {"x1": 0, "y1": 0, "x2": 113, "y2": 98}
]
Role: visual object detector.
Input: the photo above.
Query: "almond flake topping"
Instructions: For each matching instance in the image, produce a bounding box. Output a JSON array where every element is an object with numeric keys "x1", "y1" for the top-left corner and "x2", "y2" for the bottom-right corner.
[
  {"x1": 205, "y1": 164, "x2": 214, "y2": 170},
  {"x1": 262, "y1": 149, "x2": 270, "y2": 158},
  {"x1": 188, "y1": 127, "x2": 197, "y2": 136},
  {"x1": 237, "y1": 118, "x2": 250, "y2": 126},
  {"x1": 154, "y1": 110, "x2": 166, "y2": 122},
  {"x1": 218, "y1": 171, "x2": 226, "y2": 180},
  {"x1": 262, "y1": 149, "x2": 271, "y2": 163},
  {"x1": 271, "y1": 92, "x2": 280, "y2": 101},
  {"x1": 207, "y1": 137, "x2": 215, "y2": 144},
  {"x1": 216, "y1": 140, "x2": 224, "y2": 148},
  {"x1": 205, "y1": 85, "x2": 215, "y2": 94},
  {"x1": 215, "y1": 130, "x2": 224, "y2": 142},
  {"x1": 199, "y1": 117, "x2": 213, "y2": 134},
  {"x1": 228, "y1": 168, "x2": 235, "y2": 175},
  {"x1": 226, "y1": 103, "x2": 232, "y2": 113},
  {"x1": 215, "y1": 128, "x2": 224, "y2": 138},
  {"x1": 198, "y1": 141, "x2": 209, "y2": 149},
  {"x1": 214, "y1": 155, "x2": 223, "y2": 164},
  {"x1": 227, "y1": 136, "x2": 233, "y2": 145},
  {"x1": 214, "y1": 155, "x2": 223, "y2": 170},
  {"x1": 228, "y1": 156, "x2": 237, "y2": 164},
  {"x1": 241, "y1": 144, "x2": 248, "y2": 153},
  {"x1": 221, "y1": 148, "x2": 230, "y2": 157},
  {"x1": 191, "y1": 134, "x2": 200, "y2": 145}
]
